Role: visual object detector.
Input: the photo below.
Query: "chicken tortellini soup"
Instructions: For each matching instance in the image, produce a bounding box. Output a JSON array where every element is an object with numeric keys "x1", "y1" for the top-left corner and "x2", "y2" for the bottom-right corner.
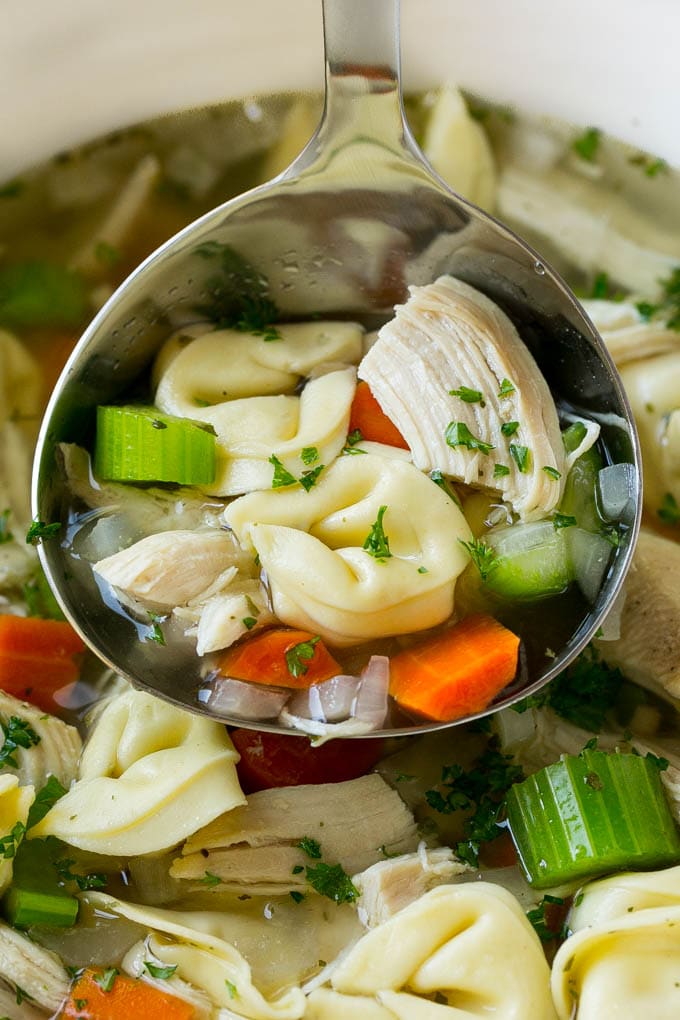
[{"x1": 0, "y1": 86, "x2": 678, "y2": 1019}]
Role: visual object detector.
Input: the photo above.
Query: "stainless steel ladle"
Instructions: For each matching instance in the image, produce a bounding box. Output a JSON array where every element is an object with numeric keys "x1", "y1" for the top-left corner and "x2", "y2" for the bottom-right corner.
[{"x1": 32, "y1": 0, "x2": 641, "y2": 735}]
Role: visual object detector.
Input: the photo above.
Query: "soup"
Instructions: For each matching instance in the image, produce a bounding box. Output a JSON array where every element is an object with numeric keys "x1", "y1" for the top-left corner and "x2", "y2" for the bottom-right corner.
[{"x1": 0, "y1": 87, "x2": 678, "y2": 1019}]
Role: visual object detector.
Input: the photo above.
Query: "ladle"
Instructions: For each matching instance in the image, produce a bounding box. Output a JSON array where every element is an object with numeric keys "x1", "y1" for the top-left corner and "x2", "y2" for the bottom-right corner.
[{"x1": 32, "y1": 0, "x2": 641, "y2": 736}]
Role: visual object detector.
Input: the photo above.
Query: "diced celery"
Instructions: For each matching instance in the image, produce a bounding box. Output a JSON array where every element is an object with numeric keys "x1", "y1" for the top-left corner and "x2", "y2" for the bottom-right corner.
[
  {"x1": 94, "y1": 405, "x2": 216, "y2": 485},
  {"x1": 561, "y1": 421, "x2": 587, "y2": 454},
  {"x1": 506, "y1": 750, "x2": 680, "y2": 888},
  {"x1": 485, "y1": 521, "x2": 570, "y2": 600},
  {"x1": 560, "y1": 444, "x2": 603, "y2": 533},
  {"x1": 3, "y1": 886, "x2": 78, "y2": 929}
]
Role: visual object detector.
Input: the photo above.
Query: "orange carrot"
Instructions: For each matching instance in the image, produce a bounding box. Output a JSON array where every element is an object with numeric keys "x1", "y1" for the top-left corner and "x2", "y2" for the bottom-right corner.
[
  {"x1": 348, "y1": 381, "x2": 409, "y2": 449},
  {"x1": 0, "y1": 615, "x2": 85, "y2": 711},
  {"x1": 389, "y1": 614, "x2": 520, "y2": 722},
  {"x1": 61, "y1": 968, "x2": 195, "y2": 1020},
  {"x1": 217, "y1": 628, "x2": 341, "y2": 689}
]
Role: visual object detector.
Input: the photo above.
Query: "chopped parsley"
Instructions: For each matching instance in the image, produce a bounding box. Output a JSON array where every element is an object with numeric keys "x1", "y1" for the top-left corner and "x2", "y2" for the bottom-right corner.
[
  {"x1": 301, "y1": 446, "x2": 319, "y2": 465},
  {"x1": 449, "y1": 385, "x2": 485, "y2": 406},
  {"x1": 429, "y1": 469, "x2": 463, "y2": 509},
  {"x1": 341, "y1": 445, "x2": 368, "y2": 455},
  {"x1": 633, "y1": 266, "x2": 680, "y2": 331},
  {"x1": 200, "y1": 871, "x2": 222, "y2": 887},
  {"x1": 493, "y1": 463, "x2": 510, "y2": 478},
  {"x1": 305, "y1": 862, "x2": 359, "y2": 904},
  {"x1": 25, "y1": 519, "x2": 61, "y2": 544},
  {"x1": 0, "y1": 716, "x2": 40, "y2": 768},
  {"x1": 144, "y1": 962, "x2": 177, "y2": 980},
  {"x1": 497, "y1": 378, "x2": 515, "y2": 398},
  {"x1": 362, "y1": 505, "x2": 392, "y2": 561},
  {"x1": 54, "y1": 858, "x2": 107, "y2": 891},
  {"x1": 269, "y1": 454, "x2": 297, "y2": 488},
  {"x1": 0, "y1": 261, "x2": 87, "y2": 330},
  {"x1": 657, "y1": 492, "x2": 680, "y2": 526},
  {"x1": 562, "y1": 421, "x2": 587, "y2": 453},
  {"x1": 458, "y1": 537, "x2": 499, "y2": 581},
  {"x1": 299, "y1": 464, "x2": 324, "y2": 492},
  {"x1": 445, "y1": 421, "x2": 494, "y2": 455},
  {"x1": 527, "y1": 895, "x2": 566, "y2": 942},
  {"x1": 93, "y1": 968, "x2": 118, "y2": 993},
  {"x1": 0, "y1": 821, "x2": 26, "y2": 860},
  {"x1": 417, "y1": 565, "x2": 429, "y2": 574},
  {"x1": 552, "y1": 512, "x2": 577, "y2": 530},
  {"x1": 542, "y1": 465, "x2": 562, "y2": 481},
  {"x1": 22, "y1": 568, "x2": 66, "y2": 620},
  {"x1": 500, "y1": 420, "x2": 519, "y2": 437},
  {"x1": 297, "y1": 836, "x2": 322, "y2": 859},
  {"x1": 285, "y1": 636, "x2": 320, "y2": 679},
  {"x1": 509, "y1": 444, "x2": 531, "y2": 473},
  {"x1": 225, "y1": 980, "x2": 239, "y2": 999},
  {"x1": 572, "y1": 126, "x2": 601, "y2": 162},
  {"x1": 242, "y1": 616, "x2": 257, "y2": 631},
  {"x1": 27, "y1": 775, "x2": 67, "y2": 828},
  {"x1": 0, "y1": 509, "x2": 12, "y2": 545},
  {"x1": 628, "y1": 153, "x2": 669, "y2": 177},
  {"x1": 14, "y1": 985, "x2": 33, "y2": 1006},
  {"x1": 290, "y1": 890, "x2": 305, "y2": 903},
  {"x1": 146, "y1": 613, "x2": 166, "y2": 646},
  {"x1": 346, "y1": 428, "x2": 363, "y2": 446}
]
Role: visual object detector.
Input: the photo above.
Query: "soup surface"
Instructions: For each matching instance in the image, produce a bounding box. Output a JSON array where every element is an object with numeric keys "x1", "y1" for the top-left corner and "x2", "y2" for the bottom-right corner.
[{"x1": 0, "y1": 88, "x2": 678, "y2": 1020}]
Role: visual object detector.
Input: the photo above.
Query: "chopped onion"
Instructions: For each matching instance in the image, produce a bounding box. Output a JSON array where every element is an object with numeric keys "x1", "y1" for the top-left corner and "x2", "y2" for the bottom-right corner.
[
  {"x1": 201, "y1": 675, "x2": 289, "y2": 720},
  {"x1": 280, "y1": 655, "x2": 390, "y2": 741},
  {"x1": 288, "y1": 675, "x2": 360, "y2": 722},
  {"x1": 598, "y1": 462, "x2": 638, "y2": 524},
  {"x1": 565, "y1": 527, "x2": 612, "y2": 603},
  {"x1": 353, "y1": 655, "x2": 390, "y2": 729}
]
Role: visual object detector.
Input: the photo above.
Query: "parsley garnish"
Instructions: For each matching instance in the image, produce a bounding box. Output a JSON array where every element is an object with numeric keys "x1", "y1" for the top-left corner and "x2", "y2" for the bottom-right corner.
[
  {"x1": 572, "y1": 127, "x2": 601, "y2": 162},
  {"x1": 301, "y1": 446, "x2": 319, "y2": 465},
  {"x1": 285, "y1": 636, "x2": 320, "y2": 679},
  {"x1": 562, "y1": 421, "x2": 587, "y2": 453},
  {"x1": 500, "y1": 420, "x2": 519, "y2": 437},
  {"x1": 417, "y1": 565, "x2": 428, "y2": 574},
  {"x1": 542, "y1": 466, "x2": 562, "y2": 480},
  {"x1": 225, "y1": 980, "x2": 238, "y2": 999},
  {"x1": 305, "y1": 862, "x2": 359, "y2": 904},
  {"x1": 0, "y1": 509, "x2": 12, "y2": 545},
  {"x1": 15, "y1": 985, "x2": 33, "y2": 1006},
  {"x1": 628, "y1": 153, "x2": 669, "y2": 177},
  {"x1": 22, "y1": 568, "x2": 66, "y2": 620},
  {"x1": 527, "y1": 895, "x2": 565, "y2": 942},
  {"x1": 0, "y1": 716, "x2": 40, "y2": 768},
  {"x1": 54, "y1": 858, "x2": 107, "y2": 891},
  {"x1": 449, "y1": 386, "x2": 485, "y2": 407},
  {"x1": 458, "y1": 538, "x2": 499, "y2": 581},
  {"x1": 429, "y1": 470, "x2": 463, "y2": 509},
  {"x1": 657, "y1": 492, "x2": 680, "y2": 526},
  {"x1": 346, "y1": 428, "x2": 363, "y2": 446},
  {"x1": 341, "y1": 445, "x2": 368, "y2": 455},
  {"x1": 93, "y1": 969, "x2": 118, "y2": 993},
  {"x1": 242, "y1": 616, "x2": 257, "y2": 631},
  {"x1": 27, "y1": 775, "x2": 67, "y2": 828},
  {"x1": 362, "y1": 505, "x2": 392, "y2": 561},
  {"x1": 73, "y1": 999, "x2": 88, "y2": 1011},
  {"x1": 269, "y1": 454, "x2": 297, "y2": 488},
  {"x1": 298, "y1": 836, "x2": 322, "y2": 859},
  {"x1": 497, "y1": 378, "x2": 515, "y2": 398},
  {"x1": 25, "y1": 519, "x2": 61, "y2": 544},
  {"x1": 146, "y1": 613, "x2": 166, "y2": 646},
  {"x1": 0, "y1": 821, "x2": 26, "y2": 860},
  {"x1": 445, "y1": 421, "x2": 494, "y2": 455},
  {"x1": 553, "y1": 512, "x2": 577, "y2": 530},
  {"x1": 509, "y1": 444, "x2": 531, "y2": 473},
  {"x1": 493, "y1": 463, "x2": 510, "y2": 478},
  {"x1": 633, "y1": 267, "x2": 680, "y2": 331},
  {"x1": 144, "y1": 962, "x2": 177, "y2": 980},
  {"x1": 290, "y1": 890, "x2": 305, "y2": 903},
  {"x1": 200, "y1": 871, "x2": 222, "y2": 887},
  {"x1": 299, "y1": 464, "x2": 324, "y2": 492}
]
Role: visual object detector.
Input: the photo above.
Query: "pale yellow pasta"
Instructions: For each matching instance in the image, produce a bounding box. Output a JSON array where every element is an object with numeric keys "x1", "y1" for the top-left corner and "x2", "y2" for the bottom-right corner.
[{"x1": 0, "y1": 775, "x2": 33, "y2": 896}]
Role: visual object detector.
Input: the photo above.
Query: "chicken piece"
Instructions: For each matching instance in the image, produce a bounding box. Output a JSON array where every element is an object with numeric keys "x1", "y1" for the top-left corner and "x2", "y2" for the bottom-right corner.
[
  {"x1": 353, "y1": 847, "x2": 470, "y2": 928},
  {"x1": 359, "y1": 275, "x2": 572, "y2": 519},
  {"x1": 582, "y1": 300, "x2": 680, "y2": 367},
  {"x1": 93, "y1": 528, "x2": 241, "y2": 609},
  {"x1": 172, "y1": 774, "x2": 418, "y2": 893},
  {"x1": 0, "y1": 692, "x2": 81, "y2": 789},
  {"x1": 0, "y1": 921, "x2": 69, "y2": 1013},
  {"x1": 596, "y1": 530, "x2": 680, "y2": 699}
]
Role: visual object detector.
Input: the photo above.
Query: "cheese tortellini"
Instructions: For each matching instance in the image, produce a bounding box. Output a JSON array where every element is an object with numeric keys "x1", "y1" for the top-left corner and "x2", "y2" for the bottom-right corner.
[
  {"x1": 0, "y1": 775, "x2": 34, "y2": 896},
  {"x1": 31, "y1": 689, "x2": 245, "y2": 855},
  {"x1": 224, "y1": 454, "x2": 472, "y2": 645},
  {"x1": 306, "y1": 883, "x2": 557, "y2": 1019},
  {"x1": 552, "y1": 866, "x2": 680, "y2": 1020}
]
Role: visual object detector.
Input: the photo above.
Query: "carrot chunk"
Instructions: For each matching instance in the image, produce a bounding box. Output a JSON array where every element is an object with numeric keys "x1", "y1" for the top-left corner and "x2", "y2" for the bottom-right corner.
[
  {"x1": 348, "y1": 381, "x2": 409, "y2": 449},
  {"x1": 61, "y1": 968, "x2": 195, "y2": 1020},
  {"x1": 0, "y1": 615, "x2": 85, "y2": 710},
  {"x1": 216, "y1": 628, "x2": 341, "y2": 689},
  {"x1": 389, "y1": 614, "x2": 520, "y2": 722}
]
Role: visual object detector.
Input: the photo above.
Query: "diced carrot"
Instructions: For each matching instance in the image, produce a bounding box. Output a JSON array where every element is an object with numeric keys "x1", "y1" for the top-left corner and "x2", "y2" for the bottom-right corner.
[
  {"x1": 0, "y1": 615, "x2": 85, "y2": 711},
  {"x1": 348, "y1": 381, "x2": 409, "y2": 449},
  {"x1": 216, "y1": 628, "x2": 342, "y2": 690},
  {"x1": 61, "y1": 968, "x2": 195, "y2": 1020},
  {"x1": 389, "y1": 614, "x2": 520, "y2": 722}
]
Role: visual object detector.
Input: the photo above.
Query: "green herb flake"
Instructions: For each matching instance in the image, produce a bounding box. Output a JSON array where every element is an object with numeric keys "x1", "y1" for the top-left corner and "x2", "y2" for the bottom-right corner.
[
  {"x1": 0, "y1": 716, "x2": 41, "y2": 769},
  {"x1": 54, "y1": 858, "x2": 107, "y2": 891},
  {"x1": 25, "y1": 519, "x2": 62, "y2": 544},
  {"x1": 346, "y1": 428, "x2": 363, "y2": 446},
  {"x1": 429, "y1": 470, "x2": 463, "y2": 509},
  {"x1": 493, "y1": 463, "x2": 510, "y2": 478},
  {"x1": 305, "y1": 862, "x2": 359, "y2": 904},
  {"x1": 572, "y1": 127, "x2": 601, "y2": 163},
  {"x1": 362, "y1": 505, "x2": 392, "y2": 561},
  {"x1": 292, "y1": 864, "x2": 304, "y2": 875},
  {"x1": 445, "y1": 421, "x2": 494, "y2": 455},
  {"x1": 245, "y1": 595, "x2": 260, "y2": 618},
  {"x1": 289, "y1": 890, "x2": 305, "y2": 903},
  {"x1": 646, "y1": 752, "x2": 670, "y2": 772},
  {"x1": 285, "y1": 636, "x2": 320, "y2": 679},
  {"x1": 498, "y1": 378, "x2": 515, "y2": 398},
  {"x1": 225, "y1": 980, "x2": 239, "y2": 999},
  {"x1": 658, "y1": 492, "x2": 680, "y2": 526},
  {"x1": 0, "y1": 261, "x2": 87, "y2": 330},
  {"x1": 553, "y1": 512, "x2": 577, "y2": 530},
  {"x1": 144, "y1": 962, "x2": 177, "y2": 980},
  {"x1": 527, "y1": 894, "x2": 566, "y2": 942},
  {"x1": 242, "y1": 616, "x2": 257, "y2": 631},
  {"x1": 297, "y1": 836, "x2": 322, "y2": 859},
  {"x1": 628, "y1": 153, "x2": 669, "y2": 178},
  {"x1": 458, "y1": 537, "x2": 499, "y2": 581},
  {"x1": 635, "y1": 267, "x2": 680, "y2": 332},
  {"x1": 73, "y1": 1000, "x2": 88, "y2": 1011},
  {"x1": 15, "y1": 985, "x2": 33, "y2": 1006},
  {"x1": 542, "y1": 466, "x2": 562, "y2": 480},
  {"x1": 417, "y1": 565, "x2": 429, "y2": 574},
  {"x1": 509, "y1": 444, "x2": 531, "y2": 473},
  {"x1": 269, "y1": 454, "x2": 297, "y2": 489},
  {"x1": 0, "y1": 821, "x2": 26, "y2": 860},
  {"x1": 146, "y1": 613, "x2": 166, "y2": 646},
  {"x1": 341, "y1": 445, "x2": 368, "y2": 456},
  {"x1": 200, "y1": 871, "x2": 222, "y2": 887},
  {"x1": 540, "y1": 645, "x2": 624, "y2": 733},
  {"x1": 93, "y1": 968, "x2": 118, "y2": 993},
  {"x1": 27, "y1": 775, "x2": 67, "y2": 828},
  {"x1": 299, "y1": 464, "x2": 324, "y2": 492},
  {"x1": 0, "y1": 509, "x2": 12, "y2": 545},
  {"x1": 449, "y1": 385, "x2": 485, "y2": 407},
  {"x1": 500, "y1": 420, "x2": 520, "y2": 437},
  {"x1": 300, "y1": 446, "x2": 319, "y2": 465},
  {"x1": 562, "y1": 421, "x2": 587, "y2": 453}
]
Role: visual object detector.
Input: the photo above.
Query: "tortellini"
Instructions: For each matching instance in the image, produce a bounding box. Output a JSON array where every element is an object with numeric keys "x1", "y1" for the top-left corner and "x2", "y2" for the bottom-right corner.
[
  {"x1": 552, "y1": 866, "x2": 680, "y2": 1019},
  {"x1": 88, "y1": 892, "x2": 307, "y2": 1019},
  {"x1": 0, "y1": 775, "x2": 34, "y2": 896},
  {"x1": 224, "y1": 454, "x2": 472, "y2": 645},
  {"x1": 30, "y1": 689, "x2": 245, "y2": 855},
  {"x1": 306, "y1": 883, "x2": 557, "y2": 1019}
]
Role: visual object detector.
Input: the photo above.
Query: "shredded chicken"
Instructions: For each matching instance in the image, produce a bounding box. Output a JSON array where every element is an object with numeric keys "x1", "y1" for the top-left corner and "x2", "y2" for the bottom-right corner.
[
  {"x1": 358, "y1": 275, "x2": 570, "y2": 519},
  {"x1": 172, "y1": 774, "x2": 418, "y2": 894},
  {"x1": 0, "y1": 693, "x2": 81, "y2": 789},
  {"x1": 0, "y1": 921, "x2": 69, "y2": 1013},
  {"x1": 354, "y1": 847, "x2": 470, "y2": 928}
]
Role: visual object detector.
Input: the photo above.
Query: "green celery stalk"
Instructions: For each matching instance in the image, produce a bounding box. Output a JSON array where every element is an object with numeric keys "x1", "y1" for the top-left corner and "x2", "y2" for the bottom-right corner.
[
  {"x1": 506, "y1": 749, "x2": 680, "y2": 887},
  {"x1": 3, "y1": 886, "x2": 78, "y2": 928}
]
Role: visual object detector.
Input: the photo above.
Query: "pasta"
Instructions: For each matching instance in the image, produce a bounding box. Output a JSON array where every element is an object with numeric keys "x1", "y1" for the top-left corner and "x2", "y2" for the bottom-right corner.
[{"x1": 0, "y1": 774, "x2": 33, "y2": 895}]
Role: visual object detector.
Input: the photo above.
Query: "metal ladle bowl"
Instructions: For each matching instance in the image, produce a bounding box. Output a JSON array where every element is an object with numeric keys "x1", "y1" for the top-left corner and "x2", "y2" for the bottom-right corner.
[{"x1": 32, "y1": 0, "x2": 641, "y2": 736}]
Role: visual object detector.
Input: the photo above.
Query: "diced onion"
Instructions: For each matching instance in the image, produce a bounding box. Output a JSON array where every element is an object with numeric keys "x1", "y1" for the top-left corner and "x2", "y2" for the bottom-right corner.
[
  {"x1": 597, "y1": 462, "x2": 638, "y2": 524},
  {"x1": 565, "y1": 528, "x2": 613, "y2": 603},
  {"x1": 201, "y1": 675, "x2": 289, "y2": 720},
  {"x1": 288, "y1": 675, "x2": 360, "y2": 722}
]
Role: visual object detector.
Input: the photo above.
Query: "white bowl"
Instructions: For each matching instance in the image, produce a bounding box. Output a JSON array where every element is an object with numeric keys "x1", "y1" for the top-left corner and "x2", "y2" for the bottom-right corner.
[{"x1": 3, "y1": 0, "x2": 679, "y2": 181}]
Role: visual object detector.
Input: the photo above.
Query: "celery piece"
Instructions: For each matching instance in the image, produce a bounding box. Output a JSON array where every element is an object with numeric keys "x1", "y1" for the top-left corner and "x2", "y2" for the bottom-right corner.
[
  {"x1": 561, "y1": 421, "x2": 587, "y2": 454},
  {"x1": 484, "y1": 521, "x2": 571, "y2": 600},
  {"x1": 3, "y1": 886, "x2": 78, "y2": 928},
  {"x1": 506, "y1": 750, "x2": 680, "y2": 888},
  {"x1": 94, "y1": 406, "x2": 216, "y2": 485},
  {"x1": 559, "y1": 443, "x2": 603, "y2": 534}
]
